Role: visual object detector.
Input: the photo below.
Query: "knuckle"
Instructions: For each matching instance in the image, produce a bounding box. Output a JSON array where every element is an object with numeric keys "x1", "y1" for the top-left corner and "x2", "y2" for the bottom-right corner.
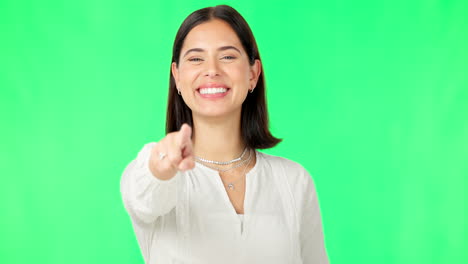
[{"x1": 167, "y1": 154, "x2": 179, "y2": 165}]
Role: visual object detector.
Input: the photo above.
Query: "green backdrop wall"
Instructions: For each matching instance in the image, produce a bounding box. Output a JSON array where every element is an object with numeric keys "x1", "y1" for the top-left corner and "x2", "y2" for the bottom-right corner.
[{"x1": 1, "y1": 0, "x2": 467, "y2": 263}]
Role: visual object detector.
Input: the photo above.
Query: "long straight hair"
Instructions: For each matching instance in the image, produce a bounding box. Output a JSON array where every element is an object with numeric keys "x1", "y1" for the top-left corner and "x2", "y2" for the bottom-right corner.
[{"x1": 166, "y1": 5, "x2": 281, "y2": 149}]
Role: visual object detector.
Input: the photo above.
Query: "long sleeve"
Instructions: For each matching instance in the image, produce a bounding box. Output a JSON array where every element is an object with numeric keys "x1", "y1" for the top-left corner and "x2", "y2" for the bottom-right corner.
[
  {"x1": 299, "y1": 168, "x2": 329, "y2": 263},
  {"x1": 120, "y1": 142, "x2": 180, "y2": 224}
]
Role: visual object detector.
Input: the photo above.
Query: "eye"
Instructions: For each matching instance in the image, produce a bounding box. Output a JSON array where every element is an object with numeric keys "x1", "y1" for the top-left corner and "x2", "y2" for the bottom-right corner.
[
  {"x1": 188, "y1": 58, "x2": 203, "y2": 62},
  {"x1": 222, "y1": 55, "x2": 236, "y2": 60}
]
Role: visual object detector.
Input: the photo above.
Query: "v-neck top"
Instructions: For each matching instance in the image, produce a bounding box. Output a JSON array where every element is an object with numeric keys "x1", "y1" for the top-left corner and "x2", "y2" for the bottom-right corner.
[{"x1": 120, "y1": 142, "x2": 329, "y2": 264}]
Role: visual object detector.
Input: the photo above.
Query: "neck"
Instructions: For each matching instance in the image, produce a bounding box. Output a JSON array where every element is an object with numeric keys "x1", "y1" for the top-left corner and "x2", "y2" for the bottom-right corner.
[{"x1": 192, "y1": 112, "x2": 245, "y2": 162}]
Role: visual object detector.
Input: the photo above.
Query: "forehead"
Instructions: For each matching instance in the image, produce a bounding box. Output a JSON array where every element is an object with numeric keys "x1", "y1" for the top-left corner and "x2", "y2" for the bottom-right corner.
[{"x1": 182, "y1": 19, "x2": 242, "y2": 50}]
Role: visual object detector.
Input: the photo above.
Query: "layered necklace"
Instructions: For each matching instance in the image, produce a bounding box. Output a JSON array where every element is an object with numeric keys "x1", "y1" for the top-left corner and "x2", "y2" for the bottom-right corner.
[{"x1": 195, "y1": 147, "x2": 253, "y2": 191}]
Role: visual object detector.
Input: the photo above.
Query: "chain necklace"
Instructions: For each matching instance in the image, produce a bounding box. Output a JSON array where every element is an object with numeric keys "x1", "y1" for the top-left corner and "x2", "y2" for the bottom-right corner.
[
  {"x1": 197, "y1": 149, "x2": 254, "y2": 191},
  {"x1": 196, "y1": 148, "x2": 252, "y2": 173},
  {"x1": 194, "y1": 146, "x2": 247, "y2": 165}
]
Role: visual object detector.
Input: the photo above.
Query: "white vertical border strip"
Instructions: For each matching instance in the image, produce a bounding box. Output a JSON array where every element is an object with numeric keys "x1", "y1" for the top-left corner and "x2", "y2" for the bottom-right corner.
[{"x1": 274, "y1": 157, "x2": 302, "y2": 263}]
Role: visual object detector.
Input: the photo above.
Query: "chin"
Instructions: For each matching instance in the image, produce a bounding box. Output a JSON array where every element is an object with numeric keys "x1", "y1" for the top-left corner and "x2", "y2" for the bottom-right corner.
[{"x1": 193, "y1": 108, "x2": 239, "y2": 119}]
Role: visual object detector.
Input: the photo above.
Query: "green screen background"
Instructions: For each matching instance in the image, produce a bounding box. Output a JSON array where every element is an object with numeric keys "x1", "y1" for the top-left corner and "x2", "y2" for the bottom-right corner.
[{"x1": 1, "y1": 0, "x2": 467, "y2": 263}]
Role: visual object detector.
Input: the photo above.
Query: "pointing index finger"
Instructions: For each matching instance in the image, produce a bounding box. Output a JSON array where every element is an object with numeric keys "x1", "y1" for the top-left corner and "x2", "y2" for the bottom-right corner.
[{"x1": 178, "y1": 123, "x2": 192, "y2": 148}]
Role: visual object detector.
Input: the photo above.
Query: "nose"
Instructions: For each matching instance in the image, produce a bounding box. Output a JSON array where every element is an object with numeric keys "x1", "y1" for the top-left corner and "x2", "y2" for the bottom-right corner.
[{"x1": 203, "y1": 58, "x2": 221, "y2": 77}]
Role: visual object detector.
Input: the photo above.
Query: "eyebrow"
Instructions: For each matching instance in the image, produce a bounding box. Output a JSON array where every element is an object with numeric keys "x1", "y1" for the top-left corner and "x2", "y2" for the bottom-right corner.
[{"x1": 182, "y1": 46, "x2": 241, "y2": 58}]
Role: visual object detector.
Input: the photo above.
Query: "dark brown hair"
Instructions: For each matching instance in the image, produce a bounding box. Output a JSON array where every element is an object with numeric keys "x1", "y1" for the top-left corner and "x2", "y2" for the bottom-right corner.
[{"x1": 166, "y1": 4, "x2": 281, "y2": 149}]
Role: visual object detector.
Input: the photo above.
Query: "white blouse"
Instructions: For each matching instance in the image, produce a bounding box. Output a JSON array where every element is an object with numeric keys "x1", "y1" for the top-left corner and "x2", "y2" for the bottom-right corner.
[{"x1": 120, "y1": 142, "x2": 329, "y2": 264}]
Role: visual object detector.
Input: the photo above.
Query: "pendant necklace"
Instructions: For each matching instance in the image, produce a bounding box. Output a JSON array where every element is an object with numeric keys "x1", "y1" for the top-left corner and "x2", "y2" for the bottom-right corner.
[
  {"x1": 196, "y1": 149, "x2": 254, "y2": 191},
  {"x1": 226, "y1": 152, "x2": 253, "y2": 191}
]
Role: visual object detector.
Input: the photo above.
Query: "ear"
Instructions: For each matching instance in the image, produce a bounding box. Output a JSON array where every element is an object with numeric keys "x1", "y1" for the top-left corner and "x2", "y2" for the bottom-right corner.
[
  {"x1": 171, "y1": 62, "x2": 179, "y2": 85},
  {"x1": 249, "y1": 59, "x2": 262, "y2": 89}
]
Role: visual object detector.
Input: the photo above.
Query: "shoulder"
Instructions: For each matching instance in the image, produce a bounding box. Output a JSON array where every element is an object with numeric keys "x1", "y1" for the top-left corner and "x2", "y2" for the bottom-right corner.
[
  {"x1": 257, "y1": 151, "x2": 315, "y2": 190},
  {"x1": 258, "y1": 151, "x2": 310, "y2": 177},
  {"x1": 257, "y1": 151, "x2": 319, "y2": 214},
  {"x1": 142, "y1": 142, "x2": 157, "y2": 152},
  {"x1": 129, "y1": 142, "x2": 158, "y2": 167},
  {"x1": 138, "y1": 142, "x2": 157, "y2": 157}
]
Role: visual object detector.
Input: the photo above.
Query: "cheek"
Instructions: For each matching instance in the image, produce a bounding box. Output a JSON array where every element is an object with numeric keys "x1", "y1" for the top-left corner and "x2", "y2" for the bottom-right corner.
[
  {"x1": 178, "y1": 68, "x2": 199, "y2": 87},
  {"x1": 229, "y1": 66, "x2": 250, "y2": 85}
]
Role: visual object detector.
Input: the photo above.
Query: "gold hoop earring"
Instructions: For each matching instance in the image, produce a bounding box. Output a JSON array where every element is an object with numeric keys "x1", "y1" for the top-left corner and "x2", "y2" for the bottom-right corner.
[{"x1": 249, "y1": 88, "x2": 254, "y2": 93}]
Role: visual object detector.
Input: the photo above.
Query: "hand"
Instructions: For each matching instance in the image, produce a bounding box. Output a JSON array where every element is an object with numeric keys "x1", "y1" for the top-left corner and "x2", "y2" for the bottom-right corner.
[{"x1": 148, "y1": 123, "x2": 195, "y2": 180}]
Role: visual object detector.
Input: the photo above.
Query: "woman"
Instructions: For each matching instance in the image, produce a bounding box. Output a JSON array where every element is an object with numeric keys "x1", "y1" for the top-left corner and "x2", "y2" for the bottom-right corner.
[{"x1": 120, "y1": 5, "x2": 329, "y2": 264}]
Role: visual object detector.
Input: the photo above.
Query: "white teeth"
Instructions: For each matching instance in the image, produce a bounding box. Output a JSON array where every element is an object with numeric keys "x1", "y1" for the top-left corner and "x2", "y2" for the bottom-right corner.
[{"x1": 199, "y1": 87, "x2": 228, "y2": 94}]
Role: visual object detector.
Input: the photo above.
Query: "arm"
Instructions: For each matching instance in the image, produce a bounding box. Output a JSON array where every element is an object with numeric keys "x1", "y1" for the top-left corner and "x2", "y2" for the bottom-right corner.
[
  {"x1": 300, "y1": 169, "x2": 329, "y2": 263},
  {"x1": 120, "y1": 142, "x2": 180, "y2": 224}
]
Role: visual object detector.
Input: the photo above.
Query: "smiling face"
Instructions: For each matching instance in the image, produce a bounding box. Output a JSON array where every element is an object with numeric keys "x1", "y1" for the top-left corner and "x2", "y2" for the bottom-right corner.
[{"x1": 171, "y1": 19, "x2": 261, "y2": 119}]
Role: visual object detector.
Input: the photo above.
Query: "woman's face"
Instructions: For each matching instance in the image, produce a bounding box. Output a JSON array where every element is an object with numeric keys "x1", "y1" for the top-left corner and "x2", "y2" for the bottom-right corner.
[{"x1": 172, "y1": 19, "x2": 261, "y2": 119}]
